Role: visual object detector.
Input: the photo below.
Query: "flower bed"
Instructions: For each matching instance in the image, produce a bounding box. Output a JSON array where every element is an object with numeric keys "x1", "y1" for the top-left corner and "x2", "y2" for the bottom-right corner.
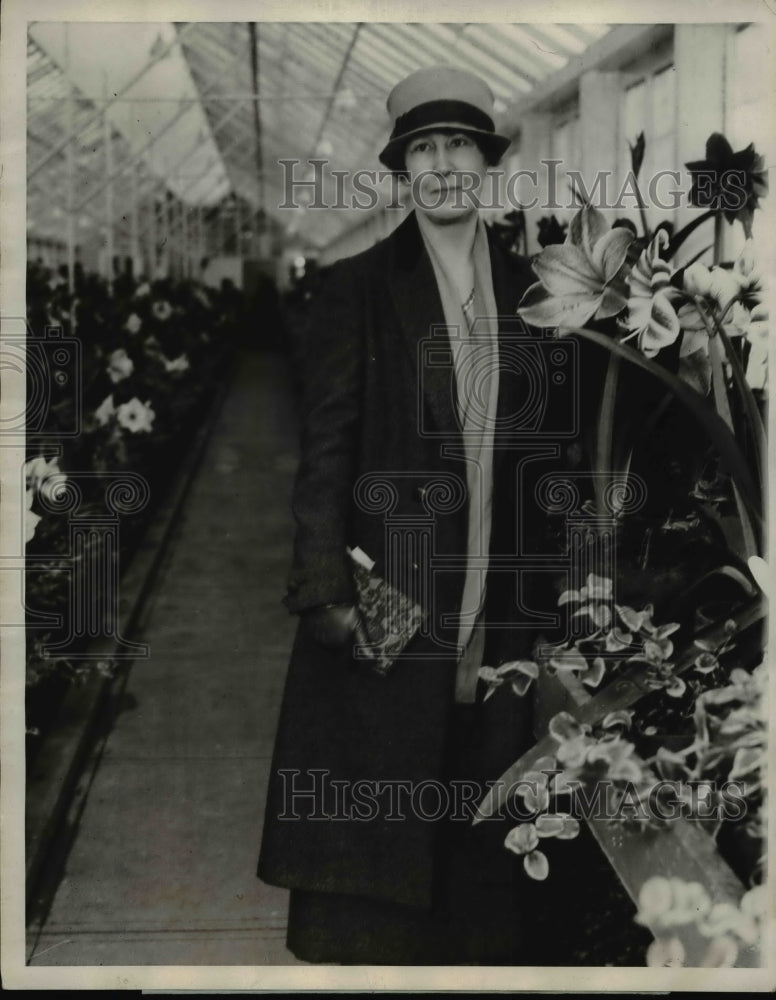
[
  {"x1": 24, "y1": 264, "x2": 239, "y2": 760},
  {"x1": 477, "y1": 131, "x2": 768, "y2": 967}
]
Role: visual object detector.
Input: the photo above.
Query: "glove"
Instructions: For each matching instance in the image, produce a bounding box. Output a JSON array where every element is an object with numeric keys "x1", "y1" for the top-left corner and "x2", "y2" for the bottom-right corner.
[{"x1": 302, "y1": 603, "x2": 357, "y2": 648}]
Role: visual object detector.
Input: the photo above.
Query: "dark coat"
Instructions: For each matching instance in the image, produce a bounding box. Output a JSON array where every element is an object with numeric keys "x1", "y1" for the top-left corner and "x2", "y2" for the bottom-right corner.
[{"x1": 258, "y1": 211, "x2": 547, "y2": 911}]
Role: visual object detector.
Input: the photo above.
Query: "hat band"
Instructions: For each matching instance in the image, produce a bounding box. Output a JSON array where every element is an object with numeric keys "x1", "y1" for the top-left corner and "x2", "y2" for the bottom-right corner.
[{"x1": 391, "y1": 99, "x2": 495, "y2": 142}]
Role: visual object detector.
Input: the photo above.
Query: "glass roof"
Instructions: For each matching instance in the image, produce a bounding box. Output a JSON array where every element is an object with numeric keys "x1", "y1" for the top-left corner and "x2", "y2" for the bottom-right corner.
[{"x1": 27, "y1": 21, "x2": 613, "y2": 251}]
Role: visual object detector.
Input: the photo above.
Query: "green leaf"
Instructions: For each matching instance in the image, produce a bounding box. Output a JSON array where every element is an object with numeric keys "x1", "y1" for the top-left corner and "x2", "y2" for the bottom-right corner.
[
  {"x1": 524, "y1": 849, "x2": 550, "y2": 881},
  {"x1": 562, "y1": 328, "x2": 762, "y2": 528},
  {"x1": 602, "y1": 709, "x2": 634, "y2": 729},
  {"x1": 548, "y1": 711, "x2": 586, "y2": 742},
  {"x1": 549, "y1": 647, "x2": 588, "y2": 673},
  {"x1": 504, "y1": 823, "x2": 538, "y2": 856},
  {"x1": 557, "y1": 589, "x2": 581, "y2": 606}
]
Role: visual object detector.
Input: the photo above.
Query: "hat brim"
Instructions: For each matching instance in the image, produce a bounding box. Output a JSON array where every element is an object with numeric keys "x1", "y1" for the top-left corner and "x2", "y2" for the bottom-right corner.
[{"x1": 378, "y1": 124, "x2": 511, "y2": 172}]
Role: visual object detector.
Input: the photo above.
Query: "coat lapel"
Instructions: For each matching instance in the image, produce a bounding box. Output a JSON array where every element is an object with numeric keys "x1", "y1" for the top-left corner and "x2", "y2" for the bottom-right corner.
[{"x1": 387, "y1": 212, "x2": 462, "y2": 440}]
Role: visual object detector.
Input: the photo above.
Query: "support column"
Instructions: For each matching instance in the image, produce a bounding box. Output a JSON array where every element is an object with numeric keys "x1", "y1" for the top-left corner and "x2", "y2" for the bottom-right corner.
[
  {"x1": 103, "y1": 71, "x2": 115, "y2": 293},
  {"x1": 64, "y1": 24, "x2": 76, "y2": 299},
  {"x1": 514, "y1": 111, "x2": 552, "y2": 255},
  {"x1": 578, "y1": 70, "x2": 621, "y2": 218},
  {"x1": 674, "y1": 25, "x2": 727, "y2": 262}
]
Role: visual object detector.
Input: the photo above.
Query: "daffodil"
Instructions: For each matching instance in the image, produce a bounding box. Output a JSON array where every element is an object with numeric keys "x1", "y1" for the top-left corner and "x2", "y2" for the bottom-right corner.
[{"x1": 518, "y1": 204, "x2": 634, "y2": 330}]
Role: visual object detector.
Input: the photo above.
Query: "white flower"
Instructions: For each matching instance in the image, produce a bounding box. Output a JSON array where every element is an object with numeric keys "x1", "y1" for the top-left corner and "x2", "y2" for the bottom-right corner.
[
  {"x1": 116, "y1": 397, "x2": 155, "y2": 434},
  {"x1": 134, "y1": 282, "x2": 151, "y2": 298},
  {"x1": 124, "y1": 313, "x2": 142, "y2": 335},
  {"x1": 25, "y1": 456, "x2": 66, "y2": 502},
  {"x1": 107, "y1": 348, "x2": 134, "y2": 384},
  {"x1": 25, "y1": 488, "x2": 41, "y2": 543},
  {"x1": 163, "y1": 353, "x2": 190, "y2": 374},
  {"x1": 95, "y1": 395, "x2": 116, "y2": 426},
  {"x1": 152, "y1": 300, "x2": 173, "y2": 321}
]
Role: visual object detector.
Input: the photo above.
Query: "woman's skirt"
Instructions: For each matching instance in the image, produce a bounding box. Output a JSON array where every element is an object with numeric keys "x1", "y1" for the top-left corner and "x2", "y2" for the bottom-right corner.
[{"x1": 284, "y1": 691, "x2": 538, "y2": 965}]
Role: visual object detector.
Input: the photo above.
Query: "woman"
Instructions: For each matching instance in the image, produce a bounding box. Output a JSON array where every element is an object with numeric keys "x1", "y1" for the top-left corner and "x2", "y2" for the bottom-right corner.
[{"x1": 258, "y1": 65, "x2": 548, "y2": 965}]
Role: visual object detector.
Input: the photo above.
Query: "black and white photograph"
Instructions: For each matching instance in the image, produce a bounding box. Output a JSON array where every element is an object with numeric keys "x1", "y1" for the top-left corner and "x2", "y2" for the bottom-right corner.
[{"x1": 1, "y1": 0, "x2": 774, "y2": 991}]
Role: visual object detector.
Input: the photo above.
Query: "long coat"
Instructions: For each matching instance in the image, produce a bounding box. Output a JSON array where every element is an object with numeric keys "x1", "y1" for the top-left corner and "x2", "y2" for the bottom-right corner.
[{"x1": 258, "y1": 210, "x2": 547, "y2": 912}]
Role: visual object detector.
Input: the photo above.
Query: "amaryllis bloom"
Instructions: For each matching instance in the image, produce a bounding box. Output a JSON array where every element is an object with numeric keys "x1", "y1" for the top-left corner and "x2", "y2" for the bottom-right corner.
[
  {"x1": 624, "y1": 229, "x2": 680, "y2": 357},
  {"x1": 25, "y1": 488, "x2": 42, "y2": 543},
  {"x1": 686, "y1": 133, "x2": 768, "y2": 236},
  {"x1": 116, "y1": 397, "x2": 155, "y2": 434},
  {"x1": 106, "y1": 348, "x2": 135, "y2": 384},
  {"x1": 151, "y1": 300, "x2": 173, "y2": 321},
  {"x1": 95, "y1": 394, "x2": 116, "y2": 426},
  {"x1": 124, "y1": 313, "x2": 142, "y2": 334},
  {"x1": 163, "y1": 353, "x2": 190, "y2": 374},
  {"x1": 518, "y1": 204, "x2": 634, "y2": 330}
]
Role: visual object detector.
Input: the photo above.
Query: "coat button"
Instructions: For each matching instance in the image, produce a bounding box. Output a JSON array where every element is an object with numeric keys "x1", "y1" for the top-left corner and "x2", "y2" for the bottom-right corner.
[{"x1": 414, "y1": 486, "x2": 427, "y2": 503}]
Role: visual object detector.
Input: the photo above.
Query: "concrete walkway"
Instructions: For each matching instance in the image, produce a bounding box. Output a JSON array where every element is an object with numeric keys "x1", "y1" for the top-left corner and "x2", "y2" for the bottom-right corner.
[{"x1": 26, "y1": 350, "x2": 304, "y2": 966}]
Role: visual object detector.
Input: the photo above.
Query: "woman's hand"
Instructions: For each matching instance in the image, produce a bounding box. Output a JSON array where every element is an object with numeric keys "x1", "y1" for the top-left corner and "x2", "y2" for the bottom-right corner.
[{"x1": 302, "y1": 604, "x2": 358, "y2": 648}]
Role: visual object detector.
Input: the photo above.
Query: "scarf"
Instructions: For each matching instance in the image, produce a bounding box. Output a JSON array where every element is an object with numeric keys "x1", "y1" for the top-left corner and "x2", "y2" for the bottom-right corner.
[{"x1": 419, "y1": 214, "x2": 500, "y2": 703}]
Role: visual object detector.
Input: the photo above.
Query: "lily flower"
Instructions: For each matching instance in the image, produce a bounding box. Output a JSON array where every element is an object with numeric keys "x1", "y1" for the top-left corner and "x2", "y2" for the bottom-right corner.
[
  {"x1": 624, "y1": 229, "x2": 681, "y2": 357},
  {"x1": 518, "y1": 204, "x2": 634, "y2": 330}
]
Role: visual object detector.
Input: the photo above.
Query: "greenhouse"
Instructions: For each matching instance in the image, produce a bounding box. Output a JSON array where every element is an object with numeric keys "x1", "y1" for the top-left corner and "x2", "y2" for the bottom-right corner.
[{"x1": 5, "y1": 7, "x2": 773, "y2": 989}]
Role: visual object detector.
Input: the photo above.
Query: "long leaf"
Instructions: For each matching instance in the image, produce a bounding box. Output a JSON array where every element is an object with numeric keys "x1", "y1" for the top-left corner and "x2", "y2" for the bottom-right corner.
[
  {"x1": 715, "y1": 322, "x2": 766, "y2": 487},
  {"x1": 708, "y1": 334, "x2": 760, "y2": 559},
  {"x1": 594, "y1": 352, "x2": 620, "y2": 516},
  {"x1": 666, "y1": 209, "x2": 715, "y2": 259},
  {"x1": 562, "y1": 328, "x2": 762, "y2": 529}
]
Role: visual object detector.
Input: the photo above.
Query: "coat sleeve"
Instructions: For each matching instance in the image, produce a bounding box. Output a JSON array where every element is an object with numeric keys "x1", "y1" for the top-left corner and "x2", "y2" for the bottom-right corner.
[{"x1": 284, "y1": 258, "x2": 363, "y2": 614}]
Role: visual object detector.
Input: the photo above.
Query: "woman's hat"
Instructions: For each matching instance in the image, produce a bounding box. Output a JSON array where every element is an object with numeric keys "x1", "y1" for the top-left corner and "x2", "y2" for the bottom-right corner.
[{"x1": 379, "y1": 65, "x2": 511, "y2": 171}]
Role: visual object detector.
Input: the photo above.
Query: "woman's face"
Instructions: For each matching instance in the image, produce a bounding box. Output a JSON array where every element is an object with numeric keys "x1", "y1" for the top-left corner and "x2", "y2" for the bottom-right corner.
[{"x1": 403, "y1": 130, "x2": 489, "y2": 224}]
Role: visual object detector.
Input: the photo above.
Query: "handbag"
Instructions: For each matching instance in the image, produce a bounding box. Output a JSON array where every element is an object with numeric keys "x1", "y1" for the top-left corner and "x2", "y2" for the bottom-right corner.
[{"x1": 347, "y1": 546, "x2": 425, "y2": 675}]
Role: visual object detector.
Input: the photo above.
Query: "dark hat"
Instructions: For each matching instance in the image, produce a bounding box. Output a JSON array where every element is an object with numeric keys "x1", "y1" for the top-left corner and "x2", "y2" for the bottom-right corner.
[{"x1": 379, "y1": 65, "x2": 512, "y2": 171}]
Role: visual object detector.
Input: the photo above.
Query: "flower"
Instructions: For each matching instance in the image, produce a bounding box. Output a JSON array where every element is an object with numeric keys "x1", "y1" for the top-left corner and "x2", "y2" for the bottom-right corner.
[
  {"x1": 536, "y1": 215, "x2": 568, "y2": 248},
  {"x1": 625, "y1": 229, "x2": 681, "y2": 357},
  {"x1": 151, "y1": 300, "x2": 173, "y2": 321},
  {"x1": 116, "y1": 397, "x2": 155, "y2": 434},
  {"x1": 106, "y1": 348, "x2": 134, "y2": 384},
  {"x1": 162, "y1": 352, "x2": 190, "y2": 374},
  {"x1": 25, "y1": 455, "x2": 67, "y2": 503},
  {"x1": 635, "y1": 877, "x2": 712, "y2": 933},
  {"x1": 134, "y1": 282, "x2": 151, "y2": 298},
  {"x1": 25, "y1": 488, "x2": 41, "y2": 543},
  {"x1": 95, "y1": 395, "x2": 116, "y2": 426},
  {"x1": 124, "y1": 313, "x2": 142, "y2": 334},
  {"x1": 685, "y1": 133, "x2": 768, "y2": 236},
  {"x1": 518, "y1": 204, "x2": 634, "y2": 330}
]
